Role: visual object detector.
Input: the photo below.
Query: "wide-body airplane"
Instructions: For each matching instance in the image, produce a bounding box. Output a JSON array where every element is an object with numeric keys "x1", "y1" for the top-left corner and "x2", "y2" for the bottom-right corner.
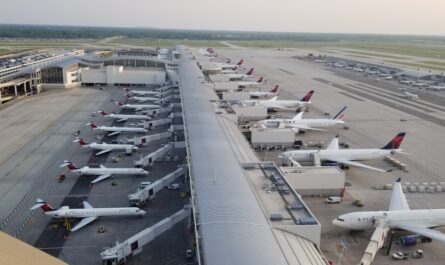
[
  {"x1": 31, "y1": 199, "x2": 145, "y2": 231},
  {"x1": 278, "y1": 132, "x2": 406, "y2": 172},
  {"x1": 116, "y1": 101, "x2": 160, "y2": 111},
  {"x1": 98, "y1": 111, "x2": 152, "y2": 123},
  {"x1": 333, "y1": 178, "x2": 445, "y2": 251},
  {"x1": 60, "y1": 160, "x2": 149, "y2": 183},
  {"x1": 257, "y1": 105, "x2": 346, "y2": 131},
  {"x1": 86, "y1": 122, "x2": 147, "y2": 136},
  {"x1": 243, "y1": 90, "x2": 314, "y2": 111},
  {"x1": 73, "y1": 138, "x2": 139, "y2": 156}
]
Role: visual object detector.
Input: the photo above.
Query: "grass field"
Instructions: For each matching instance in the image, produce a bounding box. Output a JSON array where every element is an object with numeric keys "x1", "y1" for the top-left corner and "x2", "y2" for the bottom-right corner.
[
  {"x1": 386, "y1": 60, "x2": 445, "y2": 72},
  {"x1": 109, "y1": 38, "x2": 227, "y2": 48},
  {"x1": 341, "y1": 49, "x2": 407, "y2": 59}
]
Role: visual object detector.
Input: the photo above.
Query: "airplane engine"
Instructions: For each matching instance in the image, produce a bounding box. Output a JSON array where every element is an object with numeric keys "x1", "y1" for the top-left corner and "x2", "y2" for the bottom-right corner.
[{"x1": 400, "y1": 235, "x2": 432, "y2": 247}]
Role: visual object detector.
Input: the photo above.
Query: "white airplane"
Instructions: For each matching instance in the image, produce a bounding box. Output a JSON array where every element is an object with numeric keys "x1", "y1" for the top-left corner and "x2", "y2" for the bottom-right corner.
[
  {"x1": 126, "y1": 94, "x2": 170, "y2": 104},
  {"x1": 73, "y1": 138, "x2": 139, "y2": 156},
  {"x1": 243, "y1": 90, "x2": 314, "y2": 111},
  {"x1": 333, "y1": 178, "x2": 445, "y2": 248},
  {"x1": 238, "y1": 77, "x2": 264, "y2": 88},
  {"x1": 279, "y1": 132, "x2": 406, "y2": 173},
  {"x1": 249, "y1": 85, "x2": 280, "y2": 99},
  {"x1": 30, "y1": 199, "x2": 145, "y2": 231},
  {"x1": 217, "y1": 59, "x2": 243, "y2": 70},
  {"x1": 60, "y1": 160, "x2": 149, "y2": 183},
  {"x1": 227, "y1": 68, "x2": 254, "y2": 81},
  {"x1": 98, "y1": 110, "x2": 152, "y2": 123},
  {"x1": 428, "y1": 85, "x2": 445, "y2": 91},
  {"x1": 86, "y1": 121, "x2": 147, "y2": 136},
  {"x1": 257, "y1": 105, "x2": 346, "y2": 131},
  {"x1": 352, "y1": 67, "x2": 364, "y2": 72},
  {"x1": 116, "y1": 101, "x2": 160, "y2": 111},
  {"x1": 124, "y1": 88, "x2": 159, "y2": 97},
  {"x1": 401, "y1": 89, "x2": 419, "y2": 100}
]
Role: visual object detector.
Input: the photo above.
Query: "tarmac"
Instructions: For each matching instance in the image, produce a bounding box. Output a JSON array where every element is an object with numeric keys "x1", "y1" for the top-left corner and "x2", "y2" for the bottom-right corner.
[
  {"x1": 218, "y1": 47, "x2": 445, "y2": 265},
  {"x1": 0, "y1": 85, "x2": 193, "y2": 265}
]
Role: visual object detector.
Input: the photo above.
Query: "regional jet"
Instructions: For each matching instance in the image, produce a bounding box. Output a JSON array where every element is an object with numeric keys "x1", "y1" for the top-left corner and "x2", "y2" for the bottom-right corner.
[
  {"x1": 31, "y1": 199, "x2": 145, "y2": 231},
  {"x1": 73, "y1": 138, "x2": 139, "y2": 156},
  {"x1": 116, "y1": 101, "x2": 160, "y2": 111},
  {"x1": 243, "y1": 90, "x2": 314, "y2": 111},
  {"x1": 98, "y1": 111, "x2": 152, "y2": 123},
  {"x1": 227, "y1": 68, "x2": 254, "y2": 81},
  {"x1": 60, "y1": 160, "x2": 149, "y2": 183},
  {"x1": 86, "y1": 121, "x2": 148, "y2": 136},
  {"x1": 248, "y1": 85, "x2": 280, "y2": 99},
  {"x1": 238, "y1": 77, "x2": 264, "y2": 88}
]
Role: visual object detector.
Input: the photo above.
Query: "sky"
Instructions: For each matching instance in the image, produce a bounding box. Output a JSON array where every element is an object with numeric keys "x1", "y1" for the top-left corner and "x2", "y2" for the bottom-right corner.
[{"x1": 1, "y1": 0, "x2": 445, "y2": 36}]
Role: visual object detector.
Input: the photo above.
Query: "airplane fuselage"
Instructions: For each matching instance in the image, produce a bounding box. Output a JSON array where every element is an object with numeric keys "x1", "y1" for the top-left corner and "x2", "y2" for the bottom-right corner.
[
  {"x1": 84, "y1": 143, "x2": 138, "y2": 151},
  {"x1": 121, "y1": 104, "x2": 160, "y2": 110},
  {"x1": 96, "y1": 126, "x2": 147, "y2": 133},
  {"x1": 281, "y1": 148, "x2": 394, "y2": 163},
  {"x1": 105, "y1": 114, "x2": 151, "y2": 121},
  {"x1": 71, "y1": 167, "x2": 148, "y2": 176},
  {"x1": 334, "y1": 209, "x2": 445, "y2": 230},
  {"x1": 45, "y1": 207, "x2": 146, "y2": 218},
  {"x1": 260, "y1": 118, "x2": 342, "y2": 129}
]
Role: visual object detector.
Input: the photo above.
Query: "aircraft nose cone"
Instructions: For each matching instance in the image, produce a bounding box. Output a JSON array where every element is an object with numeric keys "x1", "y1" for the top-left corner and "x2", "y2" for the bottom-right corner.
[{"x1": 332, "y1": 219, "x2": 339, "y2": 226}]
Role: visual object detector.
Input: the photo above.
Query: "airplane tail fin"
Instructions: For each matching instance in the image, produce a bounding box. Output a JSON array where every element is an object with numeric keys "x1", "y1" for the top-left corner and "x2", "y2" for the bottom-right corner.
[
  {"x1": 237, "y1": 59, "x2": 244, "y2": 66},
  {"x1": 74, "y1": 138, "x2": 87, "y2": 145},
  {"x1": 61, "y1": 160, "x2": 79, "y2": 170},
  {"x1": 271, "y1": 85, "x2": 279, "y2": 93},
  {"x1": 381, "y1": 132, "x2": 406, "y2": 150},
  {"x1": 246, "y1": 68, "x2": 254, "y2": 76},
  {"x1": 300, "y1": 90, "x2": 314, "y2": 102},
  {"x1": 332, "y1": 106, "x2": 347, "y2": 120},
  {"x1": 257, "y1": 77, "x2": 263, "y2": 83},
  {"x1": 30, "y1": 198, "x2": 54, "y2": 212},
  {"x1": 98, "y1": 110, "x2": 107, "y2": 116},
  {"x1": 86, "y1": 122, "x2": 97, "y2": 129}
]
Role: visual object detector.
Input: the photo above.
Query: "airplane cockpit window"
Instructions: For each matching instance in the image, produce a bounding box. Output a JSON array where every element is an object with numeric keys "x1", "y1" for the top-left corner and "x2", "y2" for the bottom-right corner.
[{"x1": 336, "y1": 217, "x2": 345, "y2": 222}]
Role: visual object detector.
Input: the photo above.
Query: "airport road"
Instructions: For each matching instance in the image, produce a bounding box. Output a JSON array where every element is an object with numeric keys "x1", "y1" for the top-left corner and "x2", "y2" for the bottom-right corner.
[{"x1": 219, "y1": 47, "x2": 445, "y2": 264}]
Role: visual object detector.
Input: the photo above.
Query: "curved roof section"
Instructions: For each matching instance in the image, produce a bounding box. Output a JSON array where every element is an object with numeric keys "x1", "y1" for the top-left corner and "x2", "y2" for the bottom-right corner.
[{"x1": 178, "y1": 46, "x2": 289, "y2": 265}]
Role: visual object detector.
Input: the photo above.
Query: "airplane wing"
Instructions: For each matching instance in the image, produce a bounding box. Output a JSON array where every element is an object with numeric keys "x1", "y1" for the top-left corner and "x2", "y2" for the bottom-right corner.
[
  {"x1": 116, "y1": 118, "x2": 128, "y2": 123},
  {"x1": 324, "y1": 157, "x2": 390, "y2": 173},
  {"x1": 396, "y1": 224, "x2": 445, "y2": 244},
  {"x1": 95, "y1": 149, "x2": 112, "y2": 156},
  {"x1": 285, "y1": 123, "x2": 328, "y2": 131},
  {"x1": 107, "y1": 131, "x2": 120, "y2": 136},
  {"x1": 389, "y1": 178, "x2": 410, "y2": 211},
  {"x1": 91, "y1": 174, "x2": 112, "y2": 184},
  {"x1": 71, "y1": 216, "x2": 98, "y2": 232}
]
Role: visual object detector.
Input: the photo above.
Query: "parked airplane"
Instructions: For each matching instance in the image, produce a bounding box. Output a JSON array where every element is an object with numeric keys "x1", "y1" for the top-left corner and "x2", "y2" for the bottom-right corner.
[
  {"x1": 98, "y1": 111, "x2": 152, "y2": 123},
  {"x1": 333, "y1": 178, "x2": 445, "y2": 248},
  {"x1": 31, "y1": 199, "x2": 145, "y2": 231},
  {"x1": 60, "y1": 160, "x2": 149, "y2": 183},
  {"x1": 238, "y1": 77, "x2": 264, "y2": 88},
  {"x1": 217, "y1": 59, "x2": 243, "y2": 70},
  {"x1": 278, "y1": 132, "x2": 406, "y2": 172},
  {"x1": 73, "y1": 138, "x2": 139, "y2": 156},
  {"x1": 125, "y1": 94, "x2": 171, "y2": 104},
  {"x1": 249, "y1": 85, "x2": 280, "y2": 99},
  {"x1": 428, "y1": 85, "x2": 445, "y2": 91},
  {"x1": 116, "y1": 101, "x2": 160, "y2": 111},
  {"x1": 227, "y1": 68, "x2": 254, "y2": 81},
  {"x1": 352, "y1": 67, "x2": 364, "y2": 72},
  {"x1": 124, "y1": 86, "x2": 171, "y2": 96},
  {"x1": 86, "y1": 122, "x2": 148, "y2": 136},
  {"x1": 257, "y1": 105, "x2": 346, "y2": 131},
  {"x1": 243, "y1": 90, "x2": 314, "y2": 111}
]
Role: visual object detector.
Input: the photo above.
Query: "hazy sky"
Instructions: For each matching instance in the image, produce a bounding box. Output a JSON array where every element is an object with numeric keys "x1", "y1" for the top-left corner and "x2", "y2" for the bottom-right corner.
[{"x1": 2, "y1": 0, "x2": 445, "y2": 35}]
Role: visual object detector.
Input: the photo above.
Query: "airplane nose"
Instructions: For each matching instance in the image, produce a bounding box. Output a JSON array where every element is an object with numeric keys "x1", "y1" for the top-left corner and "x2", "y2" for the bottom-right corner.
[{"x1": 332, "y1": 219, "x2": 339, "y2": 226}]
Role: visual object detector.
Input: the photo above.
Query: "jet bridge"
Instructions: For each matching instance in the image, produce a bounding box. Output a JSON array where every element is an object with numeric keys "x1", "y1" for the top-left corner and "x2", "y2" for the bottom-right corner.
[
  {"x1": 138, "y1": 116, "x2": 172, "y2": 130},
  {"x1": 128, "y1": 166, "x2": 186, "y2": 206},
  {"x1": 359, "y1": 218, "x2": 390, "y2": 265},
  {"x1": 130, "y1": 131, "x2": 172, "y2": 146},
  {"x1": 141, "y1": 104, "x2": 173, "y2": 117},
  {"x1": 100, "y1": 205, "x2": 191, "y2": 265},
  {"x1": 133, "y1": 143, "x2": 173, "y2": 168}
]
